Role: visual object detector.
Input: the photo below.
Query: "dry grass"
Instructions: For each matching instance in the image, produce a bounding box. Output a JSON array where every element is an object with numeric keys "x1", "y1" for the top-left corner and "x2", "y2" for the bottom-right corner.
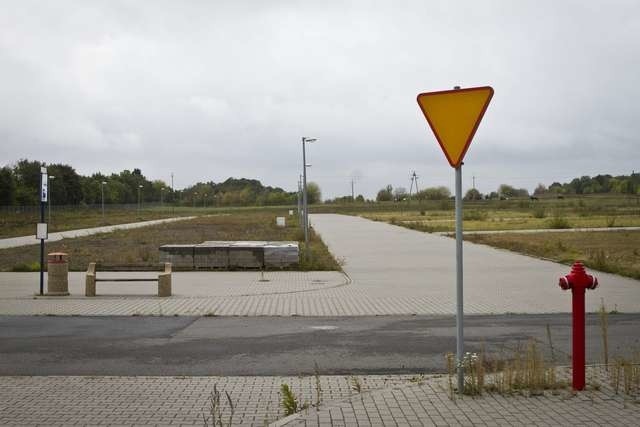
[
  {"x1": 357, "y1": 194, "x2": 640, "y2": 233},
  {"x1": 447, "y1": 340, "x2": 567, "y2": 397},
  {"x1": 0, "y1": 206, "x2": 195, "y2": 238},
  {"x1": 610, "y1": 354, "x2": 640, "y2": 396},
  {"x1": 465, "y1": 230, "x2": 640, "y2": 280},
  {"x1": 0, "y1": 211, "x2": 340, "y2": 271}
]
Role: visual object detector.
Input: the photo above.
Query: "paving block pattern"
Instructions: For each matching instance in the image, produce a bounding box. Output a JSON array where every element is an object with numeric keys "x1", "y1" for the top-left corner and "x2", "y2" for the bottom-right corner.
[
  {"x1": 1, "y1": 369, "x2": 638, "y2": 426},
  {"x1": 283, "y1": 367, "x2": 640, "y2": 426},
  {"x1": 0, "y1": 375, "x2": 412, "y2": 427}
]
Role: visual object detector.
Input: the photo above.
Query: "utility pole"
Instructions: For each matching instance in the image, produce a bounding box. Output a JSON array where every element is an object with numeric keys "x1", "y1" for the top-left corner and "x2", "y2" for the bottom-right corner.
[
  {"x1": 351, "y1": 179, "x2": 355, "y2": 202},
  {"x1": 472, "y1": 175, "x2": 476, "y2": 190},
  {"x1": 171, "y1": 172, "x2": 174, "y2": 215},
  {"x1": 409, "y1": 171, "x2": 419, "y2": 203}
]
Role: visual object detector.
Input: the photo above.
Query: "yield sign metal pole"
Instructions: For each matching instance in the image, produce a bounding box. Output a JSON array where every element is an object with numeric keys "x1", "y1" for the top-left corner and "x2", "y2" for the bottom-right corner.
[
  {"x1": 416, "y1": 85, "x2": 493, "y2": 395},
  {"x1": 455, "y1": 163, "x2": 464, "y2": 393}
]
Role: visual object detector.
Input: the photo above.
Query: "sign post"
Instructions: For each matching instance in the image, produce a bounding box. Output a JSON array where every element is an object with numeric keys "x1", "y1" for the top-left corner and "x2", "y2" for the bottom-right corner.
[
  {"x1": 417, "y1": 85, "x2": 494, "y2": 393},
  {"x1": 39, "y1": 167, "x2": 48, "y2": 296}
]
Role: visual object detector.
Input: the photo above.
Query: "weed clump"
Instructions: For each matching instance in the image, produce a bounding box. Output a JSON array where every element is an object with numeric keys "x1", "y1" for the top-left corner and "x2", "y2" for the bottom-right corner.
[
  {"x1": 280, "y1": 383, "x2": 307, "y2": 416},
  {"x1": 463, "y1": 210, "x2": 488, "y2": 221},
  {"x1": 446, "y1": 340, "x2": 566, "y2": 398},
  {"x1": 202, "y1": 384, "x2": 235, "y2": 427},
  {"x1": 532, "y1": 206, "x2": 546, "y2": 219},
  {"x1": 548, "y1": 212, "x2": 570, "y2": 229}
]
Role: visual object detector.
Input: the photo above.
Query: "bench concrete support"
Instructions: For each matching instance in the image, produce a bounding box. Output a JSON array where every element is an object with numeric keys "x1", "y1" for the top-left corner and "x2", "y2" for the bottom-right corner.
[
  {"x1": 85, "y1": 262, "x2": 96, "y2": 297},
  {"x1": 85, "y1": 262, "x2": 172, "y2": 297},
  {"x1": 158, "y1": 263, "x2": 172, "y2": 297}
]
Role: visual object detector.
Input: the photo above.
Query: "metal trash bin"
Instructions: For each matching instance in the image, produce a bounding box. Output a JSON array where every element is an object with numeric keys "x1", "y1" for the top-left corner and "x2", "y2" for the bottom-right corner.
[{"x1": 46, "y1": 252, "x2": 70, "y2": 296}]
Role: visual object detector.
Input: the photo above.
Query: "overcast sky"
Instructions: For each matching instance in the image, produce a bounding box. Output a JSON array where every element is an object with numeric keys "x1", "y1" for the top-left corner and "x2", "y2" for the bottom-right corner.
[{"x1": 1, "y1": 1, "x2": 638, "y2": 198}]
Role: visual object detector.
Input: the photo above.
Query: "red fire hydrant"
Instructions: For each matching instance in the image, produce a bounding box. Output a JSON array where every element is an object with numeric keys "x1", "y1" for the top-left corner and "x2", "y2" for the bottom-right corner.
[{"x1": 559, "y1": 261, "x2": 598, "y2": 390}]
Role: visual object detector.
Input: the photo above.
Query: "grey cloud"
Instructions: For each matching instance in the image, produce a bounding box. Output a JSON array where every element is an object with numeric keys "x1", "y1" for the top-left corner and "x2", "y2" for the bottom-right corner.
[{"x1": 1, "y1": 0, "x2": 639, "y2": 198}]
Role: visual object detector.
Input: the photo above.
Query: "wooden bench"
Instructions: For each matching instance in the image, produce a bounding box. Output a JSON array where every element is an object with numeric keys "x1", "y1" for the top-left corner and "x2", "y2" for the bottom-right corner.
[{"x1": 85, "y1": 263, "x2": 172, "y2": 297}]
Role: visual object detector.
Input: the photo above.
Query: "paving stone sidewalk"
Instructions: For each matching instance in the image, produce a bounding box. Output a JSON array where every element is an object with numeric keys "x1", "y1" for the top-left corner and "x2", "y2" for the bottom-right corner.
[
  {"x1": 0, "y1": 375, "x2": 412, "y2": 427},
  {"x1": 1, "y1": 368, "x2": 638, "y2": 426},
  {"x1": 283, "y1": 368, "x2": 640, "y2": 426}
]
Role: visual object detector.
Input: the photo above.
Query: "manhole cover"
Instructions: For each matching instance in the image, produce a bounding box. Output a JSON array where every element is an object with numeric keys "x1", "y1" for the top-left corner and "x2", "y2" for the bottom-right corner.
[{"x1": 309, "y1": 325, "x2": 338, "y2": 331}]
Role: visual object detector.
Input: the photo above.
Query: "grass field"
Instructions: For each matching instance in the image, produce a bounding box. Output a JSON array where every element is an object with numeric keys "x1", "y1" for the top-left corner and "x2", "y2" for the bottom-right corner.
[
  {"x1": 0, "y1": 211, "x2": 340, "y2": 272},
  {"x1": 0, "y1": 206, "x2": 192, "y2": 238},
  {"x1": 465, "y1": 230, "x2": 640, "y2": 280},
  {"x1": 0, "y1": 204, "x2": 308, "y2": 239},
  {"x1": 353, "y1": 195, "x2": 640, "y2": 233}
]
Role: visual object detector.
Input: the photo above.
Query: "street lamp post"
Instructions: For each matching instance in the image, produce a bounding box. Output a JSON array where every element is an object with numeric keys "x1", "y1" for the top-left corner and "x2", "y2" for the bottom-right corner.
[
  {"x1": 193, "y1": 192, "x2": 198, "y2": 209},
  {"x1": 137, "y1": 185, "x2": 143, "y2": 216},
  {"x1": 297, "y1": 175, "x2": 301, "y2": 223},
  {"x1": 101, "y1": 181, "x2": 107, "y2": 222},
  {"x1": 161, "y1": 187, "x2": 165, "y2": 209},
  {"x1": 301, "y1": 137, "x2": 317, "y2": 254},
  {"x1": 203, "y1": 193, "x2": 207, "y2": 208}
]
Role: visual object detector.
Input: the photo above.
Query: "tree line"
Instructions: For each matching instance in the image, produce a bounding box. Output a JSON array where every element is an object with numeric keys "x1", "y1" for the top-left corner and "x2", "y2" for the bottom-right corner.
[
  {"x1": 0, "y1": 159, "x2": 322, "y2": 207},
  {"x1": 374, "y1": 173, "x2": 640, "y2": 202}
]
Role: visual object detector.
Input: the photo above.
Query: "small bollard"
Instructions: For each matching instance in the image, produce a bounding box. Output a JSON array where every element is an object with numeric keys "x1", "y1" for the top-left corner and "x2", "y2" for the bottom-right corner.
[
  {"x1": 46, "y1": 252, "x2": 70, "y2": 296},
  {"x1": 558, "y1": 261, "x2": 598, "y2": 390}
]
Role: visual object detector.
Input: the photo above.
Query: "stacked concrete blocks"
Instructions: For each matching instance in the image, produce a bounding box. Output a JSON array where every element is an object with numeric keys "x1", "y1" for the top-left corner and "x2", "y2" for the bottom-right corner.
[
  {"x1": 158, "y1": 241, "x2": 299, "y2": 269},
  {"x1": 264, "y1": 242, "x2": 299, "y2": 267},
  {"x1": 194, "y1": 241, "x2": 230, "y2": 269},
  {"x1": 228, "y1": 241, "x2": 266, "y2": 269},
  {"x1": 158, "y1": 245, "x2": 195, "y2": 269}
]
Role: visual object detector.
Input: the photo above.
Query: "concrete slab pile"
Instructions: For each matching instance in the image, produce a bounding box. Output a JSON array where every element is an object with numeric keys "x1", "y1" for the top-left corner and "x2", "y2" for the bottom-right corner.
[{"x1": 159, "y1": 241, "x2": 299, "y2": 269}]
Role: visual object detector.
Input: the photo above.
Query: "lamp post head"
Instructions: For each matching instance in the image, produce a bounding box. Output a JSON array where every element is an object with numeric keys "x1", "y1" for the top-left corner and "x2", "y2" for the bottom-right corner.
[
  {"x1": 138, "y1": 185, "x2": 143, "y2": 188},
  {"x1": 49, "y1": 176, "x2": 55, "y2": 180},
  {"x1": 102, "y1": 181, "x2": 107, "y2": 185},
  {"x1": 302, "y1": 137, "x2": 317, "y2": 143}
]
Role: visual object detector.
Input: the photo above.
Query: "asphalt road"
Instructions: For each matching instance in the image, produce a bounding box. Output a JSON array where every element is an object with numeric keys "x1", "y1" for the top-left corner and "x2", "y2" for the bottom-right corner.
[{"x1": 2, "y1": 314, "x2": 638, "y2": 376}]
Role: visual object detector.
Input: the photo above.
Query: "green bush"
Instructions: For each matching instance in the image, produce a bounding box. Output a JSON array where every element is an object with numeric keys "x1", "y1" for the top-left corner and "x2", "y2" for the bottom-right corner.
[
  {"x1": 12, "y1": 261, "x2": 41, "y2": 272},
  {"x1": 547, "y1": 214, "x2": 570, "y2": 229},
  {"x1": 532, "y1": 207, "x2": 546, "y2": 218}
]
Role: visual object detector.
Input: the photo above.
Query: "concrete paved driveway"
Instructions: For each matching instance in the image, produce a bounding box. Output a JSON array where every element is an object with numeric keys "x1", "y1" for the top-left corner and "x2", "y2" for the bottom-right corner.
[
  {"x1": 310, "y1": 214, "x2": 640, "y2": 313},
  {"x1": 1, "y1": 214, "x2": 638, "y2": 316}
]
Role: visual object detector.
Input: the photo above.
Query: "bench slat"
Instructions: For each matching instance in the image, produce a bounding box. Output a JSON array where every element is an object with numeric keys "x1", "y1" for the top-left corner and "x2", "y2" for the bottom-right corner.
[{"x1": 95, "y1": 278, "x2": 159, "y2": 282}]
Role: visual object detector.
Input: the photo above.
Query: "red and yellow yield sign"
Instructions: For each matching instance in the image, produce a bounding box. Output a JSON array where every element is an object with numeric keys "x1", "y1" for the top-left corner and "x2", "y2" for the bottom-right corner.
[{"x1": 416, "y1": 86, "x2": 494, "y2": 168}]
